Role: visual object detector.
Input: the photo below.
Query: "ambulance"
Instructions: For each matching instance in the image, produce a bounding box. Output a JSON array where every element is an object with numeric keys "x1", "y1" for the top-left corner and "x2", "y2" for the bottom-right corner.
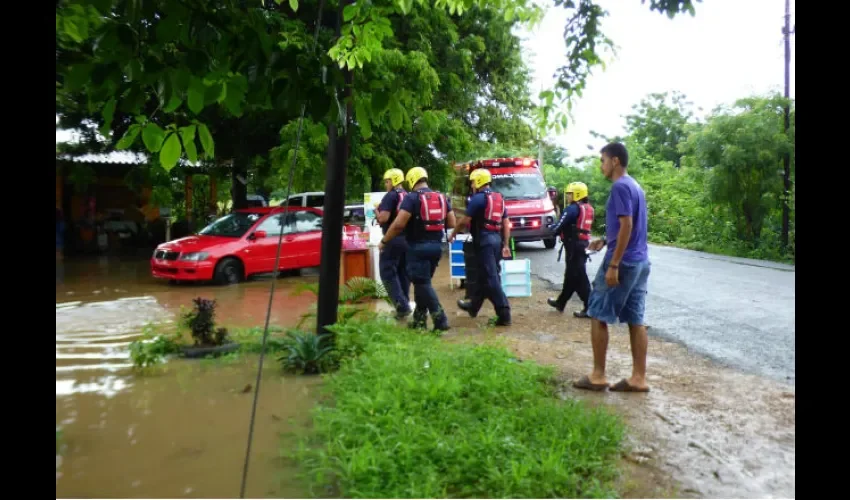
[{"x1": 451, "y1": 157, "x2": 558, "y2": 249}]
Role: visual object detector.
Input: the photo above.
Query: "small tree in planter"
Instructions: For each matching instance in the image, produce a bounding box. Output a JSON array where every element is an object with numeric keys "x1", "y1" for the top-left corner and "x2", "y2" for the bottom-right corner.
[{"x1": 179, "y1": 297, "x2": 239, "y2": 358}]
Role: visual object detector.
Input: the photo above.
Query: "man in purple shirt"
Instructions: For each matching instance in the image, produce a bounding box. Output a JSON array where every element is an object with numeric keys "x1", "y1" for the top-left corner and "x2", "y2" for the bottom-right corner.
[{"x1": 574, "y1": 142, "x2": 652, "y2": 393}]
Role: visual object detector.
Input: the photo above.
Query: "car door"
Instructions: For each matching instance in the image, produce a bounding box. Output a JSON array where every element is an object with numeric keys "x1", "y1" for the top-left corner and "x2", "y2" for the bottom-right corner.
[
  {"x1": 306, "y1": 194, "x2": 325, "y2": 209},
  {"x1": 250, "y1": 214, "x2": 296, "y2": 272},
  {"x1": 290, "y1": 210, "x2": 324, "y2": 268}
]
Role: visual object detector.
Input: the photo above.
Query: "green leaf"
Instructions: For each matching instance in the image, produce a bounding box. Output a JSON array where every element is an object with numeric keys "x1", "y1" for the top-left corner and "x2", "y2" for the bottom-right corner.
[
  {"x1": 100, "y1": 98, "x2": 116, "y2": 135},
  {"x1": 289, "y1": 0, "x2": 299, "y2": 12},
  {"x1": 505, "y1": 8, "x2": 515, "y2": 22},
  {"x1": 164, "y1": 92, "x2": 183, "y2": 113},
  {"x1": 343, "y1": 4, "x2": 358, "y2": 22},
  {"x1": 371, "y1": 91, "x2": 389, "y2": 115},
  {"x1": 224, "y1": 86, "x2": 245, "y2": 117},
  {"x1": 188, "y1": 77, "x2": 206, "y2": 114},
  {"x1": 142, "y1": 123, "x2": 166, "y2": 152},
  {"x1": 156, "y1": 15, "x2": 180, "y2": 42},
  {"x1": 198, "y1": 123, "x2": 215, "y2": 158},
  {"x1": 116, "y1": 124, "x2": 142, "y2": 150},
  {"x1": 64, "y1": 64, "x2": 92, "y2": 92},
  {"x1": 180, "y1": 126, "x2": 199, "y2": 163},
  {"x1": 159, "y1": 133, "x2": 182, "y2": 171},
  {"x1": 356, "y1": 98, "x2": 372, "y2": 139},
  {"x1": 388, "y1": 98, "x2": 403, "y2": 130}
]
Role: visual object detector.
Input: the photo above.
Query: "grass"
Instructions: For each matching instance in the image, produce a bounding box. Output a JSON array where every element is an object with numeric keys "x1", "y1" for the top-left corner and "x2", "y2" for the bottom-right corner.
[{"x1": 293, "y1": 317, "x2": 626, "y2": 498}]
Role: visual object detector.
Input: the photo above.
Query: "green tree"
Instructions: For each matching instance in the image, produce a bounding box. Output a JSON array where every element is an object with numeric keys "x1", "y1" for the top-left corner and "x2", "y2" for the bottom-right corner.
[
  {"x1": 56, "y1": 0, "x2": 699, "y2": 186},
  {"x1": 624, "y1": 91, "x2": 698, "y2": 167},
  {"x1": 682, "y1": 95, "x2": 794, "y2": 243}
]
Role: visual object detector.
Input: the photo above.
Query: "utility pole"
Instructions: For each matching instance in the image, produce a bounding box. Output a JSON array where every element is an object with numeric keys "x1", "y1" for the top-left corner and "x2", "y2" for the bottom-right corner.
[
  {"x1": 316, "y1": 0, "x2": 353, "y2": 337},
  {"x1": 781, "y1": 0, "x2": 794, "y2": 250}
]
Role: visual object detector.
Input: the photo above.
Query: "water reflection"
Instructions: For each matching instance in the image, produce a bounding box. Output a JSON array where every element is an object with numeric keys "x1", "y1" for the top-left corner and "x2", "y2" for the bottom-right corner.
[{"x1": 56, "y1": 257, "x2": 320, "y2": 498}]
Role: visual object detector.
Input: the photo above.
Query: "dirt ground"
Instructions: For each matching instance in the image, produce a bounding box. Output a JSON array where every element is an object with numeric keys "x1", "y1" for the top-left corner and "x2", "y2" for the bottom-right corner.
[{"x1": 425, "y1": 270, "x2": 795, "y2": 499}]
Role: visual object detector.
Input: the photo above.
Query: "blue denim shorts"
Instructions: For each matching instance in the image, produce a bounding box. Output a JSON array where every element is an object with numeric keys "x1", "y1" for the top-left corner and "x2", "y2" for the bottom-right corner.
[{"x1": 587, "y1": 255, "x2": 651, "y2": 325}]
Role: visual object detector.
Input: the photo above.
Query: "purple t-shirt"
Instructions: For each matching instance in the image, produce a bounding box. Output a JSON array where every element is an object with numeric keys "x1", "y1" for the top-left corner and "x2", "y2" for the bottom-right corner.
[{"x1": 605, "y1": 175, "x2": 648, "y2": 263}]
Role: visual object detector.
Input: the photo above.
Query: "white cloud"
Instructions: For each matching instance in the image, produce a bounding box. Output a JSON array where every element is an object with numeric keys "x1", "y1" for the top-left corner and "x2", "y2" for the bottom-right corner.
[{"x1": 521, "y1": 0, "x2": 795, "y2": 157}]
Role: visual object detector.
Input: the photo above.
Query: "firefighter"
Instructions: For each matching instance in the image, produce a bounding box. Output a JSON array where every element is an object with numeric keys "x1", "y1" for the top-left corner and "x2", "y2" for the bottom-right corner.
[
  {"x1": 547, "y1": 186, "x2": 561, "y2": 217},
  {"x1": 449, "y1": 168, "x2": 512, "y2": 326},
  {"x1": 462, "y1": 177, "x2": 479, "y2": 300},
  {"x1": 547, "y1": 182, "x2": 594, "y2": 318},
  {"x1": 376, "y1": 168, "x2": 411, "y2": 318},
  {"x1": 380, "y1": 167, "x2": 456, "y2": 331}
]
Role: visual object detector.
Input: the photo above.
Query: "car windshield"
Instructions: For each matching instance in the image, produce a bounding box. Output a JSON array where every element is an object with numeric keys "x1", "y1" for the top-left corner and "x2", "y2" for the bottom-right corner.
[
  {"x1": 198, "y1": 212, "x2": 262, "y2": 238},
  {"x1": 344, "y1": 206, "x2": 365, "y2": 225},
  {"x1": 491, "y1": 173, "x2": 547, "y2": 200}
]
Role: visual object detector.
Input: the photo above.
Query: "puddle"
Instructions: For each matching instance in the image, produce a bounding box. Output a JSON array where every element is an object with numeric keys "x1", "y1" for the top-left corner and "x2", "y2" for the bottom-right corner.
[{"x1": 56, "y1": 257, "x2": 321, "y2": 498}]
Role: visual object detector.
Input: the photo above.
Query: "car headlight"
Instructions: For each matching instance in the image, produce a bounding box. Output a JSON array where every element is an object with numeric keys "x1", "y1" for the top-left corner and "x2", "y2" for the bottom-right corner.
[
  {"x1": 179, "y1": 252, "x2": 209, "y2": 261},
  {"x1": 544, "y1": 210, "x2": 556, "y2": 225}
]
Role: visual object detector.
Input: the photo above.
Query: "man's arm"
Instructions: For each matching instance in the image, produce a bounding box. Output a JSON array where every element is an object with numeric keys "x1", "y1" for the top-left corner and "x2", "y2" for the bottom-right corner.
[
  {"x1": 449, "y1": 215, "x2": 471, "y2": 239},
  {"x1": 609, "y1": 215, "x2": 633, "y2": 267},
  {"x1": 376, "y1": 191, "x2": 396, "y2": 224},
  {"x1": 500, "y1": 208, "x2": 511, "y2": 250},
  {"x1": 549, "y1": 204, "x2": 578, "y2": 235},
  {"x1": 446, "y1": 211, "x2": 457, "y2": 230},
  {"x1": 449, "y1": 195, "x2": 479, "y2": 239},
  {"x1": 607, "y1": 182, "x2": 634, "y2": 267},
  {"x1": 382, "y1": 210, "x2": 411, "y2": 243}
]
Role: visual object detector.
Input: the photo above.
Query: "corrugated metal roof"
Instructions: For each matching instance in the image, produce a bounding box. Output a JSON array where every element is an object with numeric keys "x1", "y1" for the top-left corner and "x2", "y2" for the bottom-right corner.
[
  {"x1": 57, "y1": 152, "x2": 204, "y2": 168},
  {"x1": 57, "y1": 152, "x2": 148, "y2": 164}
]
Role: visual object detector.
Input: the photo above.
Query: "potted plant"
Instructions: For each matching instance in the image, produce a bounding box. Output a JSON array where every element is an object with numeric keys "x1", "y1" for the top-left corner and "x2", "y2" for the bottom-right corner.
[{"x1": 179, "y1": 297, "x2": 240, "y2": 358}]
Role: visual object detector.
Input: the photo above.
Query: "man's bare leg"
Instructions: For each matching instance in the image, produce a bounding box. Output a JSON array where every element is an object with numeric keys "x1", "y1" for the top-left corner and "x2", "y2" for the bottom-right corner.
[
  {"x1": 627, "y1": 323, "x2": 649, "y2": 389},
  {"x1": 589, "y1": 318, "x2": 609, "y2": 385}
]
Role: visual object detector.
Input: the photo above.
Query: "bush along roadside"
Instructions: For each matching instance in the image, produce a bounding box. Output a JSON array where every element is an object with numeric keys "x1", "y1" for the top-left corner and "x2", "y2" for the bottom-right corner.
[{"x1": 292, "y1": 316, "x2": 626, "y2": 498}]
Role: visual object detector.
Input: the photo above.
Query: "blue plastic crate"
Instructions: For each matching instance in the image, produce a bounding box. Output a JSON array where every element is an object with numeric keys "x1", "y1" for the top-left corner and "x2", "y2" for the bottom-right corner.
[{"x1": 449, "y1": 238, "x2": 468, "y2": 287}]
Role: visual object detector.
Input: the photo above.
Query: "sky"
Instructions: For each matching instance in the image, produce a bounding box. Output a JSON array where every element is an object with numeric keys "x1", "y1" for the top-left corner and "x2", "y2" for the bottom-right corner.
[
  {"x1": 519, "y1": 0, "x2": 796, "y2": 157},
  {"x1": 58, "y1": 0, "x2": 796, "y2": 159}
]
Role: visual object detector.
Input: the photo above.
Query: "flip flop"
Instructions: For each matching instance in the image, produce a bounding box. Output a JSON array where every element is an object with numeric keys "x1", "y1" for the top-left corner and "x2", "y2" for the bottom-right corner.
[
  {"x1": 573, "y1": 375, "x2": 609, "y2": 392},
  {"x1": 609, "y1": 379, "x2": 650, "y2": 393}
]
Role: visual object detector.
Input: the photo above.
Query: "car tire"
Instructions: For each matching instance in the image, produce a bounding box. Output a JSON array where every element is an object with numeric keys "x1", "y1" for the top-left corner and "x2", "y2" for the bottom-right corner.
[
  {"x1": 543, "y1": 238, "x2": 557, "y2": 249},
  {"x1": 214, "y1": 258, "x2": 243, "y2": 286}
]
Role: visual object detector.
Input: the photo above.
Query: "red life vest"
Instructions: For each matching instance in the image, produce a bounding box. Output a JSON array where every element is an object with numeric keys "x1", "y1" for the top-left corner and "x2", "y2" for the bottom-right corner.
[
  {"x1": 482, "y1": 191, "x2": 505, "y2": 232},
  {"x1": 576, "y1": 202, "x2": 594, "y2": 241},
  {"x1": 384, "y1": 189, "x2": 407, "y2": 231},
  {"x1": 417, "y1": 190, "x2": 447, "y2": 232},
  {"x1": 394, "y1": 189, "x2": 406, "y2": 214}
]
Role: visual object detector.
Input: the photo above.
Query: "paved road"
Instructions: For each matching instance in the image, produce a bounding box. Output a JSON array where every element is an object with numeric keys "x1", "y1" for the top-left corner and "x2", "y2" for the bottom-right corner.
[{"x1": 517, "y1": 242, "x2": 796, "y2": 384}]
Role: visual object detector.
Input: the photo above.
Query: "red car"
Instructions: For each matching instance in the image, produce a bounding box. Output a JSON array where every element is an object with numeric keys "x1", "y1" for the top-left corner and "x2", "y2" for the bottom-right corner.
[{"x1": 151, "y1": 207, "x2": 357, "y2": 285}]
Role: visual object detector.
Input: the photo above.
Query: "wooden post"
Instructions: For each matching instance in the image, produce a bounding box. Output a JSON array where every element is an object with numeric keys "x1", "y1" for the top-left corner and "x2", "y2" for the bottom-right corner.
[
  {"x1": 185, "y1": 174, "x2": 194, "y2": 233},
  {"x1": 209, "y1": 174, "x2": 218, "y2": 216}
]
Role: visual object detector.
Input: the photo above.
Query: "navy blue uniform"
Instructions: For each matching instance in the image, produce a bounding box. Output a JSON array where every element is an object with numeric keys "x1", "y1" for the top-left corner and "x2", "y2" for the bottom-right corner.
[
  {"x1": 548, "y1": 202, "x2": 591, "y2": 312},
  {"x1": 378, "y1": 188, "x2": 410, "y2": 314},
  {"x1": 465, "y1": 188, "x2": 511, "y2": 320},
  {"x1": 400, "y1": 189, "x2": 452, "y2": 330}
]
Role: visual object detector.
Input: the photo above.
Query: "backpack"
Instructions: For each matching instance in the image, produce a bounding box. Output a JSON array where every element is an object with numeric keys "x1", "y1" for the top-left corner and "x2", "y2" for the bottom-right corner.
[{"x1": 417, "y1": 191, "x2": 447, "y2": 233}]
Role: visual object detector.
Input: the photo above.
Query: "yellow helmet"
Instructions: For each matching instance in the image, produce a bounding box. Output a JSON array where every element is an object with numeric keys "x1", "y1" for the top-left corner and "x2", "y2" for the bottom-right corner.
[
  {"x1": 565, "y1": 182, "x2": 589, "y2": 201},
  {"x1": 469, "y1": 168, "x2": 493, "y2": 190},
  {"x1": 406, "y1": 167, "x2": 428, "y2": 189},
  {"x1": 383, "y1": 168, "x2": 404, "y2": 187}
]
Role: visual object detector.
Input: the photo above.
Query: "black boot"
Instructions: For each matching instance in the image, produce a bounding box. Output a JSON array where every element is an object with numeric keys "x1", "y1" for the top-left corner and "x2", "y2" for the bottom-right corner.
[
  {"x1": 547, "y1": 298, "x2": 565, "y2": 313},
  {"x1": 457, "y1": 299, "x2": 478, "y2": 318},
  {"x1": 396, "y1": 304, "x2": 412, "y2": 319},
  {"x1": 432, "y1": 311, "x2": 450, "y2": 332},
  {"x1": 573, "y1": 308, "x2": 589, "y2": 319},
  {"x1": 494, "y1": 308, "x2": 512, "y2": 326},
  {"x1": 409, "y1": 308, "x2": 428, "y2": 330}
]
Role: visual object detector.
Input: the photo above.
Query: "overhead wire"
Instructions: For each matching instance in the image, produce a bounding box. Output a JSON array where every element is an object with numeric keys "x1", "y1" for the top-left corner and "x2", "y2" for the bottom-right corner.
[{"x1": 238, "y1": 0, "x2": 327, "y2": 497}]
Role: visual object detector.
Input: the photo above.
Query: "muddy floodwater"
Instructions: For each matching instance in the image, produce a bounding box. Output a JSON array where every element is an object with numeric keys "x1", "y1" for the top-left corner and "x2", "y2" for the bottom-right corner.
[{"x1": 56, "y1": 258, "x2": 320, "y2": 498}]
